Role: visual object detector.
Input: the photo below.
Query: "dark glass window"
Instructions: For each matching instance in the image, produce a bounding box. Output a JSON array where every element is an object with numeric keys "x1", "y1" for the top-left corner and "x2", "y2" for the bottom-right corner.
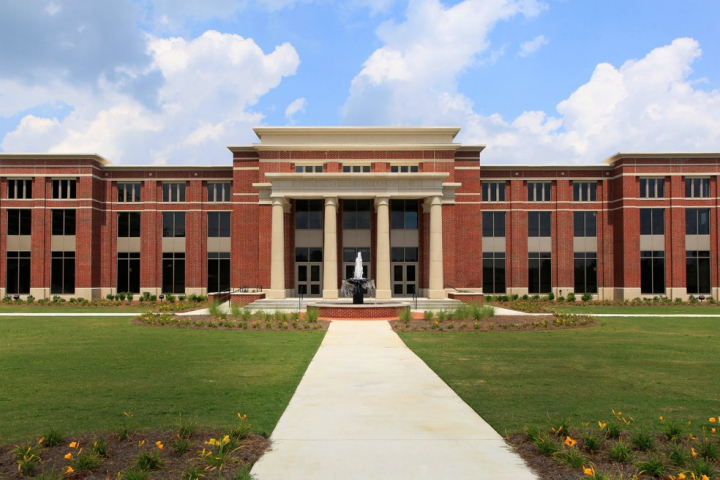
[
  {"x1": 390, "y1": 247, "x2": 418, "y2": 262},
  {"x1": 162, "y1": 212, "x2": 186, "y2": 237},
  {"x1": 685, "y1": 178, "x2": 709, "y2": 198},
  {"x1": 208, "y1": 252, "x2": 231, "y2": 293},
  {"x1": 51, "y1": 210, "x2": 76, "y2": 236},
  {"x1": 343, "y1": 247, "x2": 371, "y2": 263},
  {"x1": 574, "y1": 252, "x2": 597, "y2": 294},
  {"x1": 295, "y1": 248, "x2": 323, "y2": 262},
  {"x1": 6, "y1": 251, "x2": 31, "y2": 294},
  {"x1": 482, "y1": 211, "x2": 505, "y2": 237},
  {"x1": 208, "y1": 212, "x2": 231, "y2": 237},
  {"x1": 52, "y1": 179, "x2": 76, "y2": 199},
  {"x1": 390, "y1": 165, "x2": 419, "y2": 173},
  {"x1": 686, "y1": 251, "x2": 711, "y2": 294},
  {"x1": 8, "y1": 179, "x2": 32, "y2": 199},
  {"x1": 51, "y1": 251, "x2": 75, "y2": 294},
  {"x1": 573, "y1": 211, "x2": 597, "y2": 237},
  {"x1": 640, "y1": 251, "x2": 665, "y2": 294},
  {"x1": 527, "y1": 182, "x2": 551, "y2": 202},
  {"x1": 528, "y1": 211, "x2": 551, "y2": 237},
  {"x1": 295, "y1": 200, "x2": 323, "y2": 229},
  {"x1": 117, "y1": 212, "x2": 141, "y2": 237},
  {"x1": 162, "y1": 252, "x2": 185, "y2": 293},
  {"x1": 482, "y1": 182, "x2": 506, "y2": 202},
  {"x1": 207, "y1": 182, "x2": 231, "y2": 202},
  {"x1": 639, "y1": 178, "x2": 664, "y2": 198},
  {"x1": 117, "y1": 252, "x2": 140, "y2": 293},
  {"x1": 343, "y1": 165, "x2": 371, "y2": 173},
  {"x1": 7, "y1": 209, "x2": 31, "y2": 235},
  {"x1": 117, "y1": 183, "x2": 141, "y2": 202},
  {"x1": 528, "y1": 252, "x2": 552, "y2": 294},
  {"x1": 295, "y1": 165, "x2": 323, "y2": 173},
  {"x1": 686, "y1": 208, "x2": 710, "y2": 235},
  {"x1": 162, "y1": 183, "x2": 186, "y2": 202},
  {"x1": 639, "y1": 209, "x2": 664, "y2": 235},
  {"x1": 482, "y1": 252, "x2": 506, "y2": 294},
  {"x1": 573, "y1": 182, "x2": 597, "y2": 201},
  {"x1": 343, "y1": 200, "x2": 371, "y2": 229},
  {"x1": 390, "y1": 199, "x2": 418, "y2": 229}
]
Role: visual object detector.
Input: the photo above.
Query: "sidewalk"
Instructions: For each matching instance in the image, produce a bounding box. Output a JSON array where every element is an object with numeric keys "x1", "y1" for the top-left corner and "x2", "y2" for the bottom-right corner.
[{"x1": 251, "y1": 321, "x2": 537, "y2": 480}]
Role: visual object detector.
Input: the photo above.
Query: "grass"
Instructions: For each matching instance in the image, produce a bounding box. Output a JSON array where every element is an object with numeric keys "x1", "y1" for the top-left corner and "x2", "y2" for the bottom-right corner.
[
  {"x1": 553, "y1": 305, "x2": 720, "y2": 315},
  {"x1": 0, "y1": 305, "x2": 151, "y2": 313},
  {"x1": 0, "y1": 316, "x2": 324, "y2": 442},
  {"x1": 399, "y1": 316, "x2": 719, "y2": 433}
]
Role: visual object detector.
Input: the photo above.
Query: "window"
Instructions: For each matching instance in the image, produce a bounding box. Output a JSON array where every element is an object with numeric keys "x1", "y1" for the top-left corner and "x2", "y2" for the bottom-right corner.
[
  {"x1": 528, "y1": 211, "x2": 551, "y2": 237},
  {"x1": 482, "y1": 211, "x2": 505, "y2": 237},
  {"x1": 390, "y1": 165, "x2": 419, "y2": 173},
  {"x1": 51, "y1": 251, "x2": 75, "y2": 294},
  {"x1": 574, "y1": 252, "x2": 597, "y2": 294},
  {"x1": 6, "y1": 251, "x2": 30, "y2": 294},
  {"x1": 527, "y1": 182, "x2": 551, "y2": 202},
  {"x1": 686, "y1": 208, "x2": 710, "y2": 235},
  {"x1": 208, "y1": 212, "x2": 231, "y2": 237},
  {"x1": 483, "y1": 252, "x2": 506, "y2": 294},
  {"x1": 8, "y1": 179, "x2": 32, "y2": 199},
  {"x1": 162, "y1": 212, "x2": 186, "y2": 237},
  {"x1": 295, "y1": 200, "x2": 323, "y2": 229},
  {"x1": 573, "y1": 212, "x2": 597, "y2": 237},
  {"x1": 528, "y1": 252, "x2": 552, "y2": 294},
  {"x1": 391, "y1": 247, "x2": 419, "y2": 262},
  {"x1": 51, "y1": 210, "x2": 76, "y2": 236},
  {"x1": 117, "y1": 183, "x2": 141, "y2": 202},
  {"x1": 117, "y1": 212, "x2": 141, "y2": 237},
  {"x1": 295, "y1": 248, "x2": 323, "y2": 262},
  {"x1": 686, "y1": 251, "x2": 711, "y2": 294},
  {"x1": 390, "y1": 200, "x2": 418, "y2": 229},
  {"x1": 343, "y1": 200, "x2": 371, "y2": 229},
  {"x1": 639, "y1": 178, "x2": 664, "y2": 198},
  {"x1": 343, "y1": 247, "x2": 371, "y2": 263},
  {"x1": 640, "y1": 209, "x2": 664, "y2": 235},
  {"x1": 482, "y1": 182, "x2": 506, "y2": 202},
  {"x1": 343, "y1": 165, "x2": 371, "y2": 173},
  {"x1": 573, "y1": 182, "x2": 597, "y2": 201},
  {"x1": 117, "y1": 252, "x2": 140, "y2": 294},
  {"x1": 162, "y1": 183, "x2": 186, "y2": 202},
  {"x1": 207, "y1": 182, "x2": 231, "y2": 202},
  {"x1": 208, "y1": 252, "x2": 230, "y2": 293},
  {"x1": 685, "y1": 178, "x2": 710, "y2": 198},
  {"x1": 7, "y1": 209, "x2": 31, "y2": 235},
  {"x1": 162, "y1": 252, "x2": 185, "y2": 293},
  {"x1": 295, "y1": 165, "x2": 323, "y2": 173},
  {"x1": 52, "y1": 179, "x2": 76, "y2": 199},
  {"x1": 640, "y1": 251, "x2": 665, "y2": 294}
]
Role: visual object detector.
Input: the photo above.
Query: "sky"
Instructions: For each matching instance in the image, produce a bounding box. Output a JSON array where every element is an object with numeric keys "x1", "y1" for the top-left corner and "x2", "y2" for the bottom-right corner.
[{"x1": 1, "y1": 0, "x2": 719, "y2": 165}]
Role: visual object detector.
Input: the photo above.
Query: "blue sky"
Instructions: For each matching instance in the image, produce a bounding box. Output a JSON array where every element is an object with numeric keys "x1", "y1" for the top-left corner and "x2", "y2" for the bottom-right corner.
[{"x1": 1, "y1": 0, "x2": 719, "y2": 164}]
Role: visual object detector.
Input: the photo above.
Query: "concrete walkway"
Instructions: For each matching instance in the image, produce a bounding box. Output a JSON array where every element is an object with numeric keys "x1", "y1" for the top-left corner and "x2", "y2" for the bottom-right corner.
[{"x1": 251, "y1": 321, "x2": 537, "y2": 480}]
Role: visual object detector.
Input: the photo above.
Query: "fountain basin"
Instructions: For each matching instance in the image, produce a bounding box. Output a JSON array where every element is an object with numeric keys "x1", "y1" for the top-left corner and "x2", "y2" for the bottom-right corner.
[{"x1": 308, "y1": 300, "x2": 409, "y2": 320}]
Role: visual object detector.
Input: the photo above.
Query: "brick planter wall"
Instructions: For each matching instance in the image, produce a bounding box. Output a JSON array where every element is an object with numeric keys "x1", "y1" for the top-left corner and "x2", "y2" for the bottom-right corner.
[
  {"x1": 447, "y1": 292, "x2": 485, "y2": 303},
  {"x1": 230, "y1": 292, "x2": 266, "y2": 306},
  {"x1": 313, "y1": 304, "x2": 408, "y2": 319}
]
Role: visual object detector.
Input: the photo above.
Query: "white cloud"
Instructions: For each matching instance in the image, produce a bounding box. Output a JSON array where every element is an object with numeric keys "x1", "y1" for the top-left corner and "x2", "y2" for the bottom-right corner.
[
  {"x1": 44, "y1": 2, "x2": 62, "y2": 16},
  {"x1": 285, "y1": 97, "x2": 307, "y2": 124},
  {"x1": 1, "y1": 31, "x2": 300, "y2": 164},
  {"x1": 518, "y1": 34, "x2": 547, "y2": 57}
]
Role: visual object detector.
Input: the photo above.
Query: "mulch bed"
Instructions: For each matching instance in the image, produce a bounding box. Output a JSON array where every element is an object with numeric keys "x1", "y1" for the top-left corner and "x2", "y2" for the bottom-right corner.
[
  {"x1": 389, "y1": 314, "x2": 595, "y2": 332},
  {"x1": 133, "y1": 314, "x2": 331, "y2": 331},
  {"x1": 0, "y1": 430, "x2": 269, "y2": 479}
]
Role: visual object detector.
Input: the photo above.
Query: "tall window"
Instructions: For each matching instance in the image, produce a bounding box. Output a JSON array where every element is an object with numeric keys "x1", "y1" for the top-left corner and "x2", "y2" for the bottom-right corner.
[
  {"x1": 208, "y1": 253, "x2": 231, "y2": 293},
  {"x1": 8, "y1": 179, "x2": 32, "y2": 199},
  {"x1": 685, "y1": 178, "x2": 710, "y2": 198},
  {"x1": 573, "y1": 212, "x2": 597, "y2": 237},
  {"x1": 162, "y1": 253, "x2": 185, "y2": 293},
  {"x1": 640, "y1": 209, "x2": 664, "y2": 235},
  {"x1": 118, "y1": 212, "x2": 141, "y2": 237},
  {"x1": 686, "y1": 251, "x2": 711, "y2": 294},
  {"x1": 162, "y1": 183, "x2": 186, "y2": 202},
  {"x1": 295, "y1": 165, "x2": 323, "y2": 173},
  {"x1": 117, "y1": 253, "x2": 140, "y2": 294},
  {"x1": 7, "y1": 251, "x2": 31, "y2": 294},
  {"x1": 7, "y1": 209, "x2": 31, "y2": 235},
  {"x1": 482, "y1": 212, "x2": 505, "y2": 237},
  {"x1": 483, "y1": 252, "x2": 506, "y2": 294},
  {"x1": 574, "y1": 252, "x2": 597, "y2": 294},
  {"x1": 117, "y1": 183, "x2": 141, "y2": 202},
  {"x1": 527, "y1": 182, "x2": 551, "y2": 202},
  {"x1": 343, "y1": 165, "x2": 371, "y2": 173},
  {"x1": 51, "y1": 251, "x2": 75, "y2": 294},
  {"x1": 482, "y1": 182, "x2": 506, "y2": 202},
  {"x1": 639, "y1": 178, "x2": 664, "y2": 198},
  {"x1": 207, "y1": 182, "x2": 231, "y2": 202},
  {"x1": 295, "y1": 247, "x2": 323, "y2": 262},
  {"x1": 390, "y1": 165, "x2": 419, "y2": 173},
  {"x1": 162, "y1": 212, "x2": 186, "y2": 237},
  {"x1": 640, "y1": 251, "x2": 665, "y2": 294},
  {"x1": 390, "y1": 200, "x2": 418, "y2": 229},
  {"x1": 528, "y1": 211, "x2": 551, "y2": 237},
  {"x1": 686, "y1": 208, "x2": 710, "y2": 235},
  {"x1": 295, "y1": 200, "x2": 323, "y2": 229},
  {"x1": 573, "y1": 182, "x2": 597, "y2": 201},
  {"x1": 208, "y1": 212, "x2": 231, "y2": 237},
  {"x1": 51, "y1": 210, "x2": 76, "y2": 236},
  {"x1": 52, "y1": 179, "x2": 76, "y2": 199},
  {"x1": 343, "y1": 200, "x2": 371, "y2": 229},
  {"x1": 528, "y1": 252, "x2": 551, "y2": 294}
]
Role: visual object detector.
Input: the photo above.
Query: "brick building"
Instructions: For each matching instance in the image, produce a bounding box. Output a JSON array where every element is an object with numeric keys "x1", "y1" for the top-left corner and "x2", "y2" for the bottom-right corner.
[{"x1": 0, "y1": 126, "x2": 718, "y2": 301}]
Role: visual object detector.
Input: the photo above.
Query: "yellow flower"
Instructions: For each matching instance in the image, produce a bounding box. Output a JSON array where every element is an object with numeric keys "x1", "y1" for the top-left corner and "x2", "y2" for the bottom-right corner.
[
  {"x1": 678, "y1": 474, "x2": 686, "y2": 480},
  {"x1": 138, "y1": 439, "x2": 146, "y2": 447},
  {"x1": 692, "y1": 447, "x2": 698, "y2": 457},
  {"x1": 69, "y1": 442, "x2": 78, "y2": 449},
  {"x1": 64, "y1": 453, "x2": 73, "y2": 460},
  {"x1": 564, "y1": 436, "x2": 577, "y2": 447},
  {"x1": 659, "y1": 416, "x2": 664, "y2": 422},
  {"x1": 712, "y1": 428, "x2": 717, "y2": 433},
  {"x1": 583, "y1": 465, "x2": 593, "y2": 476},
  {"x1": 710, "y1": 417, "x2": 717, "y2": 423},
  {"x1": 156, "y1": 441, "x2": 164, "y2": 450},
  {"x1": 702, "y1": 476, "x2": 710, "y2": 480},
  {"x1": 598, "y1": 421, "x2": 606, "y2": 429},
  {"x1": 222, "y1": 435, "x2": 230, "y2": 444},
  {"x1": 37, "y1": 437, "x2": 45, "y2": 445},
  {"x1": 66, "y1": 466, "x2": 74, "y2": 474}
]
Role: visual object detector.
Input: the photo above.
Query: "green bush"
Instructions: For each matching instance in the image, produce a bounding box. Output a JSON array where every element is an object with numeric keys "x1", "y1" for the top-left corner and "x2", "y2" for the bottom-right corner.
[
  {"x1": 629, "y1": 430, "x2": 655, "y2": 451},
  {"x1": 547, "y1": 292, "x2": 555, "y2": 301},
  {"x1": 566, "y1": 292, "x2": 576, "y2": 302},
  {"x1": 635, "y1": 456, "x2": 665, "y2": 477},
  {"x1": 533, "y1": 434, "x2": 559, "y2": 456},
  {"x1": 135, "y1": 451, "x2": 164, "y2": 471},
  {"x1": 118, "y1": 292, "x2": 127, "y2": 301},
  {"x1": 582, "y1": 292, "x2": 592, "y2": 301},
  {"x1": 398, "y1": 307, "x2": 413, "y2": 323},
  {"x1": 26, "y1": 295, "x2": 35, "y2": 304},
  {"x1": 72, "y1": 453, "x2": 102, "y2": 472},
  {"x1": 42, "y1": 428, "x2": 65, "y2": 447},
  {"x1": 609, "y1": 440, "x2": 631, "y2": 463},
  {"x1": 305, "y1": 307, "x2": 319, "y2": 323}
]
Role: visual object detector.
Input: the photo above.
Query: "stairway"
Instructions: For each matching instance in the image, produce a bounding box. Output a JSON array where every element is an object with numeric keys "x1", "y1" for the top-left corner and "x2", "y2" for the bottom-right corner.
[{"x1": 245, "y1": 297, "x2": 463, "y2": 313}]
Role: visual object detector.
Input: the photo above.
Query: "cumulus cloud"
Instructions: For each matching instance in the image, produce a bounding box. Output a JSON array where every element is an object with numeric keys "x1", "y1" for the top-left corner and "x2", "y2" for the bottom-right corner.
[
  {"x1": 518, "y1": 34, "x2": 548, "y2": 57},
  {"x1": 285, "y1": 97, "x2": 307, "y2": 124},
  {"x1": 1, "y1": 31, "x2": 300, "y2": 164}
]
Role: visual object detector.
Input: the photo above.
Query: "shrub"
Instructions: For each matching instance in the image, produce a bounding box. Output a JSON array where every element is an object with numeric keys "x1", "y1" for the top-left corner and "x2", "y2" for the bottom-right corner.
[
  {"x1": 26, "y1": 295, "x2": 35, "y2": 303},
  {"x1": 91, "y1": 438, "x2": 109, "y2": 458},
  {"x1": 511, "y1": 294, "x2": 519, "y2": 300},
  {"x1": 557, "y1": 296, "x2": 565, "y2": 302},
  {"x1": 533, "y1": 434, "x2": 560, "y2": 456},
  {"x1": 603, "y1": 422, "x2": 622, "y2": 439},
  {"x1": 675, "y1": 297, "x2": 684, "y2": 304},
  {"x1": 635, "y1": 456, "x2": 665, "y2": 477},
  {"x1": 398, "y1": 307, "x2": 412, "y2": 323},
  {"x1": 126, "y1": 292, "x2": 134, "y2": 301},
  {"x1": 305, "y1": 307, "x2": 319, "y2": 323},
  {"x1": 581, "y1": 432, "x2": 604, "y2": 453},
  {"x1": 228, "y1": 414, "x2": 252, "y2": 441},
  {"x1": 609, "y1": 440, "x2": 631, "y2": 463},
  {"x1": 582, "y1": 292, "x2": 592, "y2": 301},
  {"x1": 106, "y1": 294, "x2": 115, "y2": 300},
  {"x1": 688, "y1": 457, "x2": 718, "y2": 478},
  {"x1": 566, "y1": 292, "x2": 576, "y2": 302},
  {"x1": 179, "y1": 421, "x2": 198, "y2": 439},
  {"x1": 662, "y1": 422, "x2": 683, "y2": 441},
  {"x1": 548, "y1": 417, "x2": 570, "y2": 437},
  {"x1": 230, "y1": 302, "x2": 242, "y2": 317},
  {"x1": 182, "y1": 465, "x2": 205, "y2": 480},
  {"x1": 629, "y1": 430, "x2": 655, "y2": 451},
  {"x1": 667, "y1": 441, "x2": 689, "y2": 466},
  {"x1": 165, "y1": 293, "x2": 175, "y2": 302},
  {"x1": 33, "y1": 468, "x2": 65, "y2": 480},
  {"x1": 523, "y1": 425, "x2": 541, "y2": 442},
  {"x1": 43, "y1": 428, "x2": 64, "y2": 447},
  {"x1": 522, "y1": 294, "x2": 529, "y2": 300},
  {"x1": 122, "y1": 468, "x2": 149, "y2": 480},
  {"x1": 547, "y1": 292, "x2": 555, "y2": 301},
  {"x1": 150, "y1": 295, "x2": 157, "y2": 301},
  {"x1": 170, "y1": 438, "x2": 191, "y2": 455},
  {"x1": 116, "y1": 426, "x2": 131, "y2": 441},
  {"x1": 423, "y1": 310, "x2": 434, "y2": 321},
  {"x1": 555, "y1": 448, "x2": 587, "y2": 469},
  {"x1": 695, "y1": 438, "x2": 720, "y2": 461},
  {"x1": 179, "y1": 295, "x2": 186, "y2": 301},
  {"x1": 208, "y1": 301, "x2": 226, "y2": 319},
  {"x1": 15, "y1": 443, "x2": 42, "y2": 476},
  {"x1": 135, "y1": 451, "x2": 165, "y2": 471},
  {"x1": 72, "y1": 453, "x2": 102, "y2": 472},
  {"x1": 485, "y1": 295, "x2": 494, "y2": 302}
]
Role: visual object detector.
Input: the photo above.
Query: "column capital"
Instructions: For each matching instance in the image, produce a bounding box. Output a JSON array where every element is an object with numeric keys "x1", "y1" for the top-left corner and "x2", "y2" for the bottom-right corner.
[
  {"x1": 271, "y1": 197, "x2": 290, "y2": 213},
  {"x1": 374, "y1": 196, "x2": 391, "y2": 208},
  {"x1": 323, "y1": 196, "x2": 339, "y2": 207}
]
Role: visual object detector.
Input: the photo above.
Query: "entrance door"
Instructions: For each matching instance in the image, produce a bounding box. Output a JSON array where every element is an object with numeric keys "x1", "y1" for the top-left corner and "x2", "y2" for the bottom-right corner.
[
  {"x1": 392, "y1": 263, "x2": 418, "y2": 297},
  {"x1": 296, "y1": 263, "x2": 322, "y2": 297}
]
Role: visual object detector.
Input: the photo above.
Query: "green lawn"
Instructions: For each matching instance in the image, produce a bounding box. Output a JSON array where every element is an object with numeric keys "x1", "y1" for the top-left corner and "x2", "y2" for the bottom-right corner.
[
  {"x1": 553, "y1": 304, "x2": 720, "y2": 315},
  {"x1": 0, "y1": 305, "x2": 151, "y2": 313},
  {"x1": 0, "y1": 316, "x2": 324, "y2": 442},
  {"x1": 400, "y1": 317, "x2": 719, "y2": 434}
]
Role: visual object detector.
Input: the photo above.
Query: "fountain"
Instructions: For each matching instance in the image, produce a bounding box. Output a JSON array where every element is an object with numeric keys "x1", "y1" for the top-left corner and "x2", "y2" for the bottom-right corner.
[{"x1": 340, "y1": 252, "x2": 376, "y2": 304}]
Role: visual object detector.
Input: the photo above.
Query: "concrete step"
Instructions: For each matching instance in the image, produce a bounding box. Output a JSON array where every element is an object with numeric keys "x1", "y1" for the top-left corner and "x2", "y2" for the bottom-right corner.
[{"x1": 245, "y1": 297, "x2": 464, "y2": 312}]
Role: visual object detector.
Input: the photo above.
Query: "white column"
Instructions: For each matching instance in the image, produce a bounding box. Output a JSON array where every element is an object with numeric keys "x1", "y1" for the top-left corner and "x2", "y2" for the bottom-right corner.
[
  {"x1": 322, "y1": 197, "x2": 339, "y2": 299},
  {"x1": 427, "y1": 195, "x2": 446, "y2": 299},
  {"x1": 267, "y1": 198, "x2": 287, "y2": 299},
  {"x1": 375, "y1": 196, "x2": 392, "y2": 299}
]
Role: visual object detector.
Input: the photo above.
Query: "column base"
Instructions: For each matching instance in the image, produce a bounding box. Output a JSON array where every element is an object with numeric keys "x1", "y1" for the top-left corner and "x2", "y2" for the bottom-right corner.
[
  {"x1": 266, "y1": 289, "x2": 287, "y2": 300},
  {"x1": 375, "y1": 289, "x2": 392, "y2": 300},
  {"x1": 427, "y1": 289, "x2": 447, "y2": 300},
  {"x1": 322, "y1": 289, "x2": 339, "y2": 300}
]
